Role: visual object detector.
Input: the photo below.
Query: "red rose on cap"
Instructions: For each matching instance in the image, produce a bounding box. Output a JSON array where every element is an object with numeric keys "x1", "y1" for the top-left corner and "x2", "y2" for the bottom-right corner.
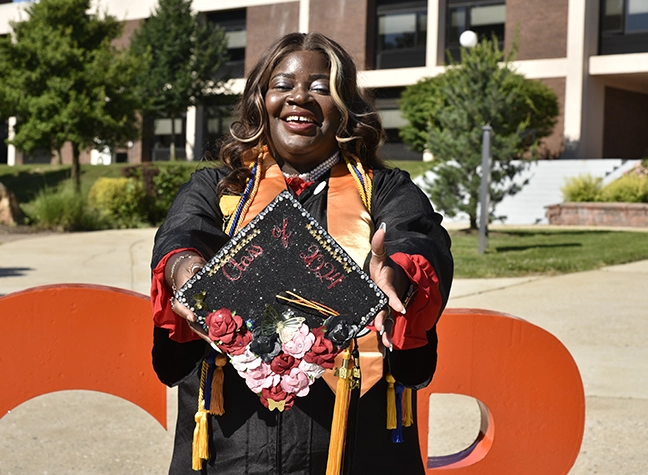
[
  {"x1": 303, "y1": 327, "x2": 340, "y2": 369},
  {"x1": 219, "y1": 329, "x2": 252, "y2": 355},
  {"x1": 206, "y1": 308, "x2": 243, "y2": 344},
  {"x1": 270, "y1": 352, "x2": 298, "y2": 375}
]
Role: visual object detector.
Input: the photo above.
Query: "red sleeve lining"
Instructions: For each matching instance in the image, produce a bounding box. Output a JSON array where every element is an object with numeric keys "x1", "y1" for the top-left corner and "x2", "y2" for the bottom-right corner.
[{"x1": 389, "y1": 253, "x2": 443, "y2": 351}]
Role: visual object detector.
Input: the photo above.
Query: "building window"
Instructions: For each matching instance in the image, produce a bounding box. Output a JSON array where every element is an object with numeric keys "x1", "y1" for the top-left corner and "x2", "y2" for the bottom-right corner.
[
  {"x1": 374, "y1": 87, "x2": 423, "y2": 161},
  {"x1": 153, "y1": 116, "x2": 186, "y2": 161},
  {"x1": 446, "y1": 0, "x2": 506, "y2": 61},
  {"x1": 375, "y1": 0, "x2": 427, "y2": 70},
  {"x1": 600, "y1": 0, "x2": 648, "y2": 54},
  {"x1": 206, "y1": 8, "x2": 246, "y2": 79}
]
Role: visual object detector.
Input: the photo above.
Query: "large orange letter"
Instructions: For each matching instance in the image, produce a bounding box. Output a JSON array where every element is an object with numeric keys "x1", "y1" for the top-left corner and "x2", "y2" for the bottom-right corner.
[
  {"x1": 0, "y1": 285, "x2": 166, "y2": 428},
  {"x1": 418, "y1": 309, "x2": 585, "y2": 474}
]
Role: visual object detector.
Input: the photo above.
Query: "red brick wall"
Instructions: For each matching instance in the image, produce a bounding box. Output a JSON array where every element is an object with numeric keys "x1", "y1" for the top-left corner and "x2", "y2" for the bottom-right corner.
[
  {"x1": 546, "y1": 203, "x2": 648, "y2": 227},
  {"x1": 537, "y1": 77, "x2": 565, "y2": 158},
  {"x1": 603, "y1": 87, "x2": 648, "y2": 159},
  {"x1": 309, "y1": 0, "x2": 369, "y2": 69},
  {"x1": 505, "y1": 0, "x2": 568, "y2": 60},
  {"x1": 246, "y1": 3, "x2": 300, "y2": 75}
]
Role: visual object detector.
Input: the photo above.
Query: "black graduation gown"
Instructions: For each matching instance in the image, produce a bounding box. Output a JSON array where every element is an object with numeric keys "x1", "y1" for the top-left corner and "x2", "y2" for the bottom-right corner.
[{"x1": 151, "y1": 166, "x2": 454, "y2": 475}]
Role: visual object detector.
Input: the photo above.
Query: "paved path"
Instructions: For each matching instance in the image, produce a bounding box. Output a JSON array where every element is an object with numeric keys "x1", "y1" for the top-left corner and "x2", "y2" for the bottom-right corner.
[{"x1": 0, "y1": 228, "x2": 646, "y2": 474}]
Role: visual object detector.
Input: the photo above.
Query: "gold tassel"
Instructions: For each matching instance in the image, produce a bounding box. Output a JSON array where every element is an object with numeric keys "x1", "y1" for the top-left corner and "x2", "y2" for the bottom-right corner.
[
  {"x1": 386, "y1": 374, "x2": 397, "y2": 430},
  {"x1": 209, "y1": 354, "x2": 227, "y2": 416},
  {"x1": 192, "y1": 400, "x2": 209, "y2": 470},
  {"x1": 325, "y1": 347, "x2": 353, "y2": 475},
  {"x1": 402, "y1": 387, "x2": 413, "y2": 427}
]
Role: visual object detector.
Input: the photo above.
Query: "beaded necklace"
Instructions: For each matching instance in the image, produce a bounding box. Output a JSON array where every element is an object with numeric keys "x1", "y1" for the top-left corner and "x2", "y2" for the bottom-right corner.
[{"x1": 281, "y1": 151, "x2": 340, "y2": 183}]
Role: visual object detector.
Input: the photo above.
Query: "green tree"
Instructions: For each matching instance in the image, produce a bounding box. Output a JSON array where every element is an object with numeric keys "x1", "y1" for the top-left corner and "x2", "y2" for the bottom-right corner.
[
  {"x1": 130, "y1": 0, "x2": 228, "y2": 161},
  {"x1": 400, "y1": 38, "x2": 559, "y2": 229},
  {"x1": 0, "y1": 0, "x2": 143, "y2": 191}
]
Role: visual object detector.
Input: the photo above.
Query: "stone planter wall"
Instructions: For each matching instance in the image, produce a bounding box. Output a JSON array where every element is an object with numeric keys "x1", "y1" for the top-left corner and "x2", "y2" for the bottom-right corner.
[{"x1": 545, "y1": 202, "x2": 648, "y2": 227}]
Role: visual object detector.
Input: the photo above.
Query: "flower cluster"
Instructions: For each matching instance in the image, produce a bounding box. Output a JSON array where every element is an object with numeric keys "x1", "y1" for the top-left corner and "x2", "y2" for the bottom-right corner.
[{"x1": 205, "y1": 308, "x2": 343, "y2": 411}]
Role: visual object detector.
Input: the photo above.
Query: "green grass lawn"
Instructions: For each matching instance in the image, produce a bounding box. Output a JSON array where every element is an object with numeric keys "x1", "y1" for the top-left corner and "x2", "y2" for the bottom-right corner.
[{"x1": 450, "y1": 228, "x2": 648, "y2": 278}]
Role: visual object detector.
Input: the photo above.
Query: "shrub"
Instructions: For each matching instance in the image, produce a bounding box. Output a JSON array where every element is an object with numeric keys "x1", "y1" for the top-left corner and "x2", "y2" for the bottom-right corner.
[
  {"x1": 561, "y1": 174, "x2": 603, "y2": 202},
  {"x1": 26, "y1": 187, "x2": 106, "y2": 231},
  {"x1": 88, "y1": 177, "x2": 147, "y2": 227},
  {"x1": 122, "y1": 162, "x2": 197, "y2": 225},
  {"x1": 600, "y1": 173, "x2": 648, "y2": 203},
  {"x1": 149, "y1": 164, "x2": 195, "y2": 224}
]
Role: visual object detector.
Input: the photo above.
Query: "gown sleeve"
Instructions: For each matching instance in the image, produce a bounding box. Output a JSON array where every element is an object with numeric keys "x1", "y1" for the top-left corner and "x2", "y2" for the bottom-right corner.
[
  {"x1": 150, "y1": 166, "x2": 232, "y2": 387},
  {"x1": 370, "y1": 168, "x2": 454, "y2": 389}
]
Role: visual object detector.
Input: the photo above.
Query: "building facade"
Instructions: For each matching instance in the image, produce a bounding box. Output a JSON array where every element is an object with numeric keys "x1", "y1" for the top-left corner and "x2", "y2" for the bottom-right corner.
[{"x1": 1, "y1": 0, "x2": 648, "y2": 165}]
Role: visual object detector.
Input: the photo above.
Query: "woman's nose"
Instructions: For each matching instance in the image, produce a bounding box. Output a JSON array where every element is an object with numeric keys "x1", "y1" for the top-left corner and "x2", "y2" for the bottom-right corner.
[{"x1": 288, "y1": 85, "x2": 313, "y2": 104}]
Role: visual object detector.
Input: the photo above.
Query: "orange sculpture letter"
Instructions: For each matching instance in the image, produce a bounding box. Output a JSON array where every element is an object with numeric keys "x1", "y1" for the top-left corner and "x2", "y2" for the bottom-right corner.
[
  {"x1": 418, "y1": 309, "x2": 585, "y2": 474},
  {"x1": 0, "y1": 284, "x2": 166, "y2": 428}
]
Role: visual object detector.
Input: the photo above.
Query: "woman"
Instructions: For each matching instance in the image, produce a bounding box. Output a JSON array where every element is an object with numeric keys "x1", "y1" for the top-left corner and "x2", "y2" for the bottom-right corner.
[{"x1": 151, "y1": 32, "x2": 453, "y2": 475}]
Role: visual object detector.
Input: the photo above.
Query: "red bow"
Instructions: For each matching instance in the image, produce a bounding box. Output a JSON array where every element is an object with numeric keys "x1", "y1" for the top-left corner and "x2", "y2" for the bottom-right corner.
[{"x1": 285, "y1": 177, "x2": 314, "y2": 196}]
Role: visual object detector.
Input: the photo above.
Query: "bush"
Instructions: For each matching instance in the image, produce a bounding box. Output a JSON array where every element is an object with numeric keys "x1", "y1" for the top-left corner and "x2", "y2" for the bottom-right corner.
[
  {"x1": 26, "y1": 187, "x2": 106, "y2": 231},
  {"x1": 600, "y1": 173, "x2": 648, "y2": 203},
  {"x1": 122, "y1": 162, "x2": 197, "y2": 225},
  {"x1": 561, "y1": 174, "x2": 603, "y2": 202},
  {"x1": 150, "y1": 164, "x2": 195, "y2": 224},
  {"x1": 88, "y1": 177, "x2": 147, "y2": 227}
]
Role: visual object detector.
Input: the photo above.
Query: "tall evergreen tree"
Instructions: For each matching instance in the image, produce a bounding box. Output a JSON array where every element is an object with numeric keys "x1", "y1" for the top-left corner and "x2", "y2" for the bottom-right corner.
[
  {"x1": 400, "y1": 38, "x2": 559, "y2": 229},
  {"x1": 130, "y1": 0, "x2": 228, "y2": 161},
  {"x1": 0, "y1": 0, "x2": 143, "y2": 191}
]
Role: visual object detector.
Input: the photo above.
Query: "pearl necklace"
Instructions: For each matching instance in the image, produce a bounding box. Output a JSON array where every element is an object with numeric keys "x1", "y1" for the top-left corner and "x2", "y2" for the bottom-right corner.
[{"x1": 281, "y1": 151, "x2": 340, "y2": 183}]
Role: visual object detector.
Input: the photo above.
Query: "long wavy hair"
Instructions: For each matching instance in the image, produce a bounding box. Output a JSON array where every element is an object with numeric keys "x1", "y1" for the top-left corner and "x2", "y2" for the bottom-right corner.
[{"x1": 216, "y1": 32, "x2": 386, "y2": 196}]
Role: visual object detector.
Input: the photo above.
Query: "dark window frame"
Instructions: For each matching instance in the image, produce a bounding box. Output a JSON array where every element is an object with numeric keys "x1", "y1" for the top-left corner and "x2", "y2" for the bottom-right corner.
[
  {"x1": 445, "y1": 0, "x2": 506, "y2": 62},
  {"x1": 375, "y1": 0, "x2": 428, "y2": 70},
  {"x1": 600, "y1": 0, "x2": 648, "y2": 54},
  {"x1": 601, "y1": 0, "x2": 648, "y2": 35}
]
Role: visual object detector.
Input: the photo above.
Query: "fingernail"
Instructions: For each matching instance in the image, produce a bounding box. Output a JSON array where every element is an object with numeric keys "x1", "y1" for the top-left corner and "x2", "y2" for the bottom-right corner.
[
  {"x1": 379, "y1": 222, "x2": 386, "y2": 232},
  {"x1": 379, "y1": 325, "x2": 385, "y2": 336},
  {"x1": 389, "y1": 343, "x2": 393, "y2": 352},
  {"x1": 400, "y1": 307, "x2": 407, "y2": 315}
]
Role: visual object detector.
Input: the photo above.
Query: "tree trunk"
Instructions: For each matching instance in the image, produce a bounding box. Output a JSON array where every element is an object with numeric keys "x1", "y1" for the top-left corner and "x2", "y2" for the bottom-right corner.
[
  {"x1": 470, "y1": 214, "x2": 478, "y2": 230},
  {"x1": 72, "y1": 143, "x2": 81, "y2": 193},
  {"x1": 169, "y1": 115, "x2": 177, "y2": 162},
  {"x1": 56, "y1": 149, "x2": 63, "y2": 165}
]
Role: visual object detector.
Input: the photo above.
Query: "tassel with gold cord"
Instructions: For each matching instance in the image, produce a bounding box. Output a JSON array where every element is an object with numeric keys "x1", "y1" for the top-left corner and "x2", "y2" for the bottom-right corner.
[
  {"x1": 192, "y1": 360, "x2": 211, "y2": 470},
  {"x1": 209, "y1": 354, "x2": 228, "y2": 416},
  {"x1": 386, "y1": 373, "x2": 397, "y2": 430},
  {"x1": 402, "y1": 387, "x2": 413, "y2": 427},
  {"x1": 325, "y1": 345, "x2": 354, "y2": 475}
]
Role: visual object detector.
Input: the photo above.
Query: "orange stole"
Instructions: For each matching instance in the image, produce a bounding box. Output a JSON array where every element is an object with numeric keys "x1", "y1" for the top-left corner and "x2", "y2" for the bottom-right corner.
[{"x1": 233, "y1": 155, "x2": 383, "y2": 397}]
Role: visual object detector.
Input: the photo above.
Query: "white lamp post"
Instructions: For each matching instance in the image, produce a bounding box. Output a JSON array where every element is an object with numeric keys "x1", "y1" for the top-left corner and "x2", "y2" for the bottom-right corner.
[{"x1": 458, "y1": 30, "x2": 491, "y2": 254}]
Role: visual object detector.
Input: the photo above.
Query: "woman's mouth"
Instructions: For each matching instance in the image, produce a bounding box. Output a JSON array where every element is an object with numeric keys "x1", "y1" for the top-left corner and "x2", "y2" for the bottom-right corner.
[{"x1": 283, "y1": 115, "x2": 321, "y2": 129}]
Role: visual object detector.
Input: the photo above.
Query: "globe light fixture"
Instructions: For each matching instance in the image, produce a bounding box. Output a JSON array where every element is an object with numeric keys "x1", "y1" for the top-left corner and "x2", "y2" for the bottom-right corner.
[{"x1": 459, "y1": 30, "x2": 478, "y2": 48}]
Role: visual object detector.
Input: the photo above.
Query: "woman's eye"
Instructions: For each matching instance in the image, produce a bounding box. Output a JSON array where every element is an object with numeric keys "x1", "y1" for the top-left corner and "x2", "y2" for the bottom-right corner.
[
  {"x1": 273, "y1": 82, "x2": 292, "y2": 91},
  {"x1": 311, "y1": 83, "x2": 331, "y2": 94}
]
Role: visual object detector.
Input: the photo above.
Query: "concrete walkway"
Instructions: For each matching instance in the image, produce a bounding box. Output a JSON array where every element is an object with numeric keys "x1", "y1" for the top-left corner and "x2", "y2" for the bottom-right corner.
[{"x1": 0, "y1": 228, "x2": 646, "y2": 474}]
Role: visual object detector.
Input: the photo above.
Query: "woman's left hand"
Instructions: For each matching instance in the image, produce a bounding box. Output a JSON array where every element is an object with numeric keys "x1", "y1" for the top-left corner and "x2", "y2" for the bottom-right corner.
[{"x1": 369, "y1": 223, "x2": 409, "y2": 351}]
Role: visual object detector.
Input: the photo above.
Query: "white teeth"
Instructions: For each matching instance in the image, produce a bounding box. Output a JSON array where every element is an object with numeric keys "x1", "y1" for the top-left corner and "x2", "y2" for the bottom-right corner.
[{"x1": 285, "y1": 115, "x2": 315, "y2": 123}]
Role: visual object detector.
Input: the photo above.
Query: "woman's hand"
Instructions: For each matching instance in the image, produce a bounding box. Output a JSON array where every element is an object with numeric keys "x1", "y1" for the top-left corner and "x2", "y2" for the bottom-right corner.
[
  {"x1": 165, "y1": 252, "x2": 213, "y2": 344},
  {"x1": 369, "y1": 223, "x2": 409, "y2": 351}
]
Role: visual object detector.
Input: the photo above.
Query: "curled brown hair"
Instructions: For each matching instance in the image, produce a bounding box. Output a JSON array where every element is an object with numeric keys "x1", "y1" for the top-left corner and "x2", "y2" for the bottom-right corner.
[{"x1": 216, "y1": 32, "x2": 386, "y2": 196}]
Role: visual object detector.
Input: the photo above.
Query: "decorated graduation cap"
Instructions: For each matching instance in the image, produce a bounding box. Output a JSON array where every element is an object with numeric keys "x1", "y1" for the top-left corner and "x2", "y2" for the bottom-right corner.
[{"x1": 175, "y1": 191, "x2": 388, "y2": 411}]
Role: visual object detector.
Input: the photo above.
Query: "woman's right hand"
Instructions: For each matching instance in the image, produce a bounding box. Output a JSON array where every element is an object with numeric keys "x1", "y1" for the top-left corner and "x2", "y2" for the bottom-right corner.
[{"x1": 165, "y1": 252, "x2": 213, "y2": 343}]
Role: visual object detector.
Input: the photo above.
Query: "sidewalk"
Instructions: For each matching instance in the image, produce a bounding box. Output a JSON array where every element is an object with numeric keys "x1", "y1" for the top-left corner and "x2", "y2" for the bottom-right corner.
[{"x1": 0, "y1": 228, "x2": 646, "y2": 474}]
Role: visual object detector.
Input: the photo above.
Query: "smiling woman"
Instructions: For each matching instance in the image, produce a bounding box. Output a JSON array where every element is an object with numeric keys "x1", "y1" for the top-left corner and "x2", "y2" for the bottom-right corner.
[{"x1": 149, "y1": 32, "x2": 454, "y2": 475}]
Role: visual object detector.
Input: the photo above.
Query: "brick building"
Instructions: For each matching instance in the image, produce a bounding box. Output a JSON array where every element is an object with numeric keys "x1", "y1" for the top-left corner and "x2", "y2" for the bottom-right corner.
[{"x1": 1, "y1": 0, "x2": 648, "y2": 165}]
